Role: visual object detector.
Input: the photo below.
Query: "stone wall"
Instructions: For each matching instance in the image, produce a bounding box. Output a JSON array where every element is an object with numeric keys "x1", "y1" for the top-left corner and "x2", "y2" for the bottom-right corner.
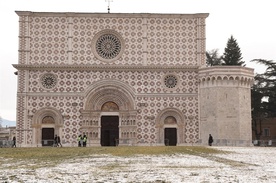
[{"x1": 199, "y1": 66, "x2": 254, "y2": 146}]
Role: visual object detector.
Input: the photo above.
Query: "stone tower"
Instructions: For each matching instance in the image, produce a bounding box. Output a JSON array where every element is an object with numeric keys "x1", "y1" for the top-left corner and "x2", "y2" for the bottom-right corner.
[{"x1": 199, "y1": 66, "x2": 254, "y2": 146}]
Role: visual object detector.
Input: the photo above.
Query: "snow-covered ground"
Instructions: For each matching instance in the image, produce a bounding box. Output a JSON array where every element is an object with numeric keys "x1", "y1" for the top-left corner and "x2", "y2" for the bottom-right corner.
[{"x1": 0, "y1": 146, "x2": 276, "y2": 183}]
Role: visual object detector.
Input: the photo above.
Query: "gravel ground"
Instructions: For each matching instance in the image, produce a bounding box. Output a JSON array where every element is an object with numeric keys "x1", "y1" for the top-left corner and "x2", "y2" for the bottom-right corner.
[{"x1": 0, "y1": 146, "x2": 276, "y2": 183}]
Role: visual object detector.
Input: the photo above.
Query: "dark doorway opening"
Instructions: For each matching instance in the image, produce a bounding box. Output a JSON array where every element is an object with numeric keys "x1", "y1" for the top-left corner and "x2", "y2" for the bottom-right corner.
[
  {"x1": 101, "y1": 116, "x2": 119, "y2": 146},
  {"x1": 42, "y1": 128, "x2": 54, "y2": 146},
  {"x1": 164, "y1": 128, "x2": 177, "y2": 146}
]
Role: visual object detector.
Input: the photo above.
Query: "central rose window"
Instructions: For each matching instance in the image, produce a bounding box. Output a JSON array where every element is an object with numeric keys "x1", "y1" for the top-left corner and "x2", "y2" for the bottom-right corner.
[
  {"x1": 96, "y1": 34, "x2": 121, "y2": 59},
  {"x1": 92, "y1": 30, "x2": 125, "y2": 62}
]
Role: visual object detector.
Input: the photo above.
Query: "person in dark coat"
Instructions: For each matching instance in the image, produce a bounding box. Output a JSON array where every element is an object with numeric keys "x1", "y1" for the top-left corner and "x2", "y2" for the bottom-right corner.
[
  {"x1": 208, "y1": 134, "x2": 213, "y2": 146},
  {"x1": 12, "y1": 136, "x2": 16, "y2": 148},
  {"x1": 54, "y1": 135, "x2": 58, "y2": 147},
  {"x1": 57, "y1": 135, "x2": 62, "y2": 147}
]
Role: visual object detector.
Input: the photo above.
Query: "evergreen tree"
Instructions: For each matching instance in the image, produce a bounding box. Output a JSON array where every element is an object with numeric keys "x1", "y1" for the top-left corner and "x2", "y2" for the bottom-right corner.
[
  {"x1": 251, "y1": 74, "x2": 267, "y2": 140},
  {"x1": 251, "y1": 59, "x2": 276, "y2": 117},
  {"x1": 206, "y1": 49, "x2": 223, "y2": 66},
  {"x1": 222, "y1": 35, "x2": 245, "y2": 66}
]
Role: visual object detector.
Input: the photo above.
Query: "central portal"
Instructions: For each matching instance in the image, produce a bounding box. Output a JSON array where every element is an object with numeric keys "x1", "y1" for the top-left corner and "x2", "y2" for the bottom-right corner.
[{"x1": 101, "y1": 116, "x2": 119, "y2": 146}]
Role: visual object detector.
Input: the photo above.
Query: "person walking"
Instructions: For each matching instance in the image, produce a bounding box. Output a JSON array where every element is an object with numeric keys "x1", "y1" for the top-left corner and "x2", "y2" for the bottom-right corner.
[
  {"x1": 12, "y1": 136, "x2": 16, "y2": 148},
  {"x1": 54, "y1": 135, "x2": 58, "y2": 147},
  {"x1": 208, "y1": 134, "x2": 213, "y2": 146},
  {"x1": 57, "y1": 135, "x2": 62, "y2": 147}
]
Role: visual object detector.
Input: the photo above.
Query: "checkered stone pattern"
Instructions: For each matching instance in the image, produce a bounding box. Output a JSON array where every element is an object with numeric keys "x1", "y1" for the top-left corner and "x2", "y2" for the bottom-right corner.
[
  {"x1": 71, "y1": 17, "x2": 143, "y2": 65},
  {"x1": 147, "y1": 18, "x2": 197, "y2": 66},
  {"x1": 28, "y1": 70, "x2": 198, "y2": 94},
  {"x1": 16, "y1": 96, "x2": 26, "y2": 145},
  {"x1": 136, "y1": 96, "x2": 199, "y2": 144},
  {"x1": 15, "y1": 12, "x2": 209, "y2": 146},
  {"x1": 18, "y1": 16, "x2": 29, "y2": 64},
  {"x1": 27, "y1": 96, "x2": 84, "y2": 144},
  {"x1": 197, "y1": 18, "x2": 207, "y2": 66},
  {"x1": 26, "y1": 16, "x2": 205, "y2": 66},
  {"x1": 29, "y1": 17, "x2": 68, "y2": 65},
  {"x1": 18, "y1": 70, "x2": 26, "y2": 93},
  {"x1": 27, "y1": 70, "x2": 199, "y2": 143}
]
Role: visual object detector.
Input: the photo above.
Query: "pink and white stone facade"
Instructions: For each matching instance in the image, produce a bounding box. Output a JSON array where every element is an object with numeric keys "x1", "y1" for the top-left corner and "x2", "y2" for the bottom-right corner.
[{"x1": 13, "y1": 11, "x2": 253, "y2": 147}]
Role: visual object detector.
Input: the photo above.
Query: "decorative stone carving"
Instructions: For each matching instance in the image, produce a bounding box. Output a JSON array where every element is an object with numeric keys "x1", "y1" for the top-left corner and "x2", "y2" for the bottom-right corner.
[
  {"x1": 42, "y1": 116, "x2": 55, "y2": 124},
  {"x1": 164, "y1": 75, "x2": 178, "y2": 88},
  {"x1": 40, "y1": 73, "x2": 57, "y2": 89},
  {"x1": 92, "y1": 29, "x2": 125, "y2": 62}
]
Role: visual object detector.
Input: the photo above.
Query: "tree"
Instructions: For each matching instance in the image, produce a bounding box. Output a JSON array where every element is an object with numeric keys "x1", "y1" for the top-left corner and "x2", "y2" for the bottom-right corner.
[
  {"x1": 251, "y1": 59, "x2": 276, "y2": 117},
  {"x1": 222, "y1": 35, "x2": 245, "y2": 66},
  {"x1": 206, "y1": 49, "x2": 223, "y2": 66},
  {"x1": 251, "y1": 74, "x2": 267, "y2": 140},
  {"x1": 251, "y1": 59, "x2": 276, "y2": 141}
]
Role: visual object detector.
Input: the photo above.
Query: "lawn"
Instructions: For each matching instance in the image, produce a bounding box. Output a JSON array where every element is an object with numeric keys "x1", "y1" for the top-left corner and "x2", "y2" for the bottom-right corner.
[{"x1": 0, "y1": 146, "x2": 223, "y2": 164}]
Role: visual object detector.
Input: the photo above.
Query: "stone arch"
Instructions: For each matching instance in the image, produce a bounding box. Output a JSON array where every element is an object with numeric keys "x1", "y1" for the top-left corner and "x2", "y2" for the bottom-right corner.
[
  {"x1": 81, "y1": 79, "x2": 136, "y2": 146},
  {"x1": 84, "y1": 79, "x2": 135, "y2": 111},
  {"x1": 32, "y1": 107, "x2": 63, "y2": 127},
  {"x1": 156, "y1": 108, "x2": 185, "y2": 144},
  {"x1": 31, "y1": 107, "x2": 64, "y2": 146}
]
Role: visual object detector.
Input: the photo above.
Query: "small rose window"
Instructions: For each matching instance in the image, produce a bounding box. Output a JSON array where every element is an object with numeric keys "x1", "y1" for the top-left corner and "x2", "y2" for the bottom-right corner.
[
  {"x1": 41, "y1": 73, "x2": 57, "y2": 89},
  {"x1": 164, "y1": 75, "x2": 178, "y2": 88}
]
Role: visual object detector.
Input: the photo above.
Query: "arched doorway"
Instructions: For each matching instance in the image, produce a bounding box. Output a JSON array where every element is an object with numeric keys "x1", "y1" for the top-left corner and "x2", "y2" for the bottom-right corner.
[
  {"x1": 156, "y1": 108, "x2": 185, "y2": 145},
  {"x1": 82, "y1": 80, "x2": 137, "y2": 146},
  {"x1": 101, "y1": 116, "x2": 119, "y2": 146},
  {"x1": 164, "y1": 116, "x2": 177, "y2": 146},
  {"x1": 100, "y1": 102, "x2": 119, "y2": 146},
  {"x1": 164, "y1": 128, "x2": 177, "y2": 146},
  {"x1": 32, "y1": 107, "x2": 63, "y2": 147},
  {"x1": 41, "y1": 116, "x2": 55, "y2": 146}
]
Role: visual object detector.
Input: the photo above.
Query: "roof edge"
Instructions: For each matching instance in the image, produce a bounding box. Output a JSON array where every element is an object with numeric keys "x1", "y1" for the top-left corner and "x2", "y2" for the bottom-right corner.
[{"x1": 15, "y1": 11, "x2": 209, "y2": 18}]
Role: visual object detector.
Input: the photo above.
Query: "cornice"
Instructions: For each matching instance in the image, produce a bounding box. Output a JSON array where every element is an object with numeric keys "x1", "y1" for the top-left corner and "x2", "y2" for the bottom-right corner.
[
  {"x1": 12, "y1": 64, "x2": 199, "y2": 72},
  {"x1": 198, "y1": 66, "x2": 254, "y2": 78},
  {"x1": 15, "y1": 11, "x2": 209, "y2": 19}
]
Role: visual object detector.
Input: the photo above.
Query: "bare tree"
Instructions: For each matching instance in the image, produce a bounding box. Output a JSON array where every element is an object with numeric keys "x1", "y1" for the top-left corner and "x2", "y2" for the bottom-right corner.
[{"x1": 206, "y1": 49, "x2": 223, "y2": 66}]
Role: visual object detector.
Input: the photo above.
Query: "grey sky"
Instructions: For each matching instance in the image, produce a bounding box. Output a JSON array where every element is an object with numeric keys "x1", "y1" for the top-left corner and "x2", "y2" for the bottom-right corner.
[{"x1": 0, "y1": 0, "x2": 275, "y2": 121}]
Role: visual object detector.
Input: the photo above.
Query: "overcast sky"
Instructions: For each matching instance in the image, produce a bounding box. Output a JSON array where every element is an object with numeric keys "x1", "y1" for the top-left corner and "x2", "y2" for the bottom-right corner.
[{"x1": 0, "y1": 0, "x2": 275, "y2": 121}]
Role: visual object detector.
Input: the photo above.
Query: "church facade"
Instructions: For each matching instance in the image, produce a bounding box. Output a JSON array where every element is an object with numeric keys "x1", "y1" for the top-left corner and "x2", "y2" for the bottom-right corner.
[{"x1": 13, "y1": 11, "x2": 254, "y2": 147}]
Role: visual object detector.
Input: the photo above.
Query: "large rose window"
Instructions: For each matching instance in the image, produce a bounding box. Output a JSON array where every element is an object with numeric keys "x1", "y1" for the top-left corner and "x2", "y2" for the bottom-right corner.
[
  {"x1": 92, "y1": 30, "x2": 125, "y2": 62},
  {"x1": 96, "y1": 34, "x2": 121, "y2": 59}
]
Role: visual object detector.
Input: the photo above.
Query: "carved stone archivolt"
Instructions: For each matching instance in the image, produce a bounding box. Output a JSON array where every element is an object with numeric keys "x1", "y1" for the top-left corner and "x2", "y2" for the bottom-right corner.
[
  {"x1": 31, "y1": 107, "x2": 64, "y2": 146},
  {"x1": 84, "y1": 79, "x2": 135, "y2": 111},
  {"x1": 80, "y1": 79, "x2": 137, "y2": 144},
  {"x1": 155, "y1": 108, "x2": 185, "y2": 144},
  {"x1": 32, "y1": 107, "x2": 63, "y2": 127}
]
